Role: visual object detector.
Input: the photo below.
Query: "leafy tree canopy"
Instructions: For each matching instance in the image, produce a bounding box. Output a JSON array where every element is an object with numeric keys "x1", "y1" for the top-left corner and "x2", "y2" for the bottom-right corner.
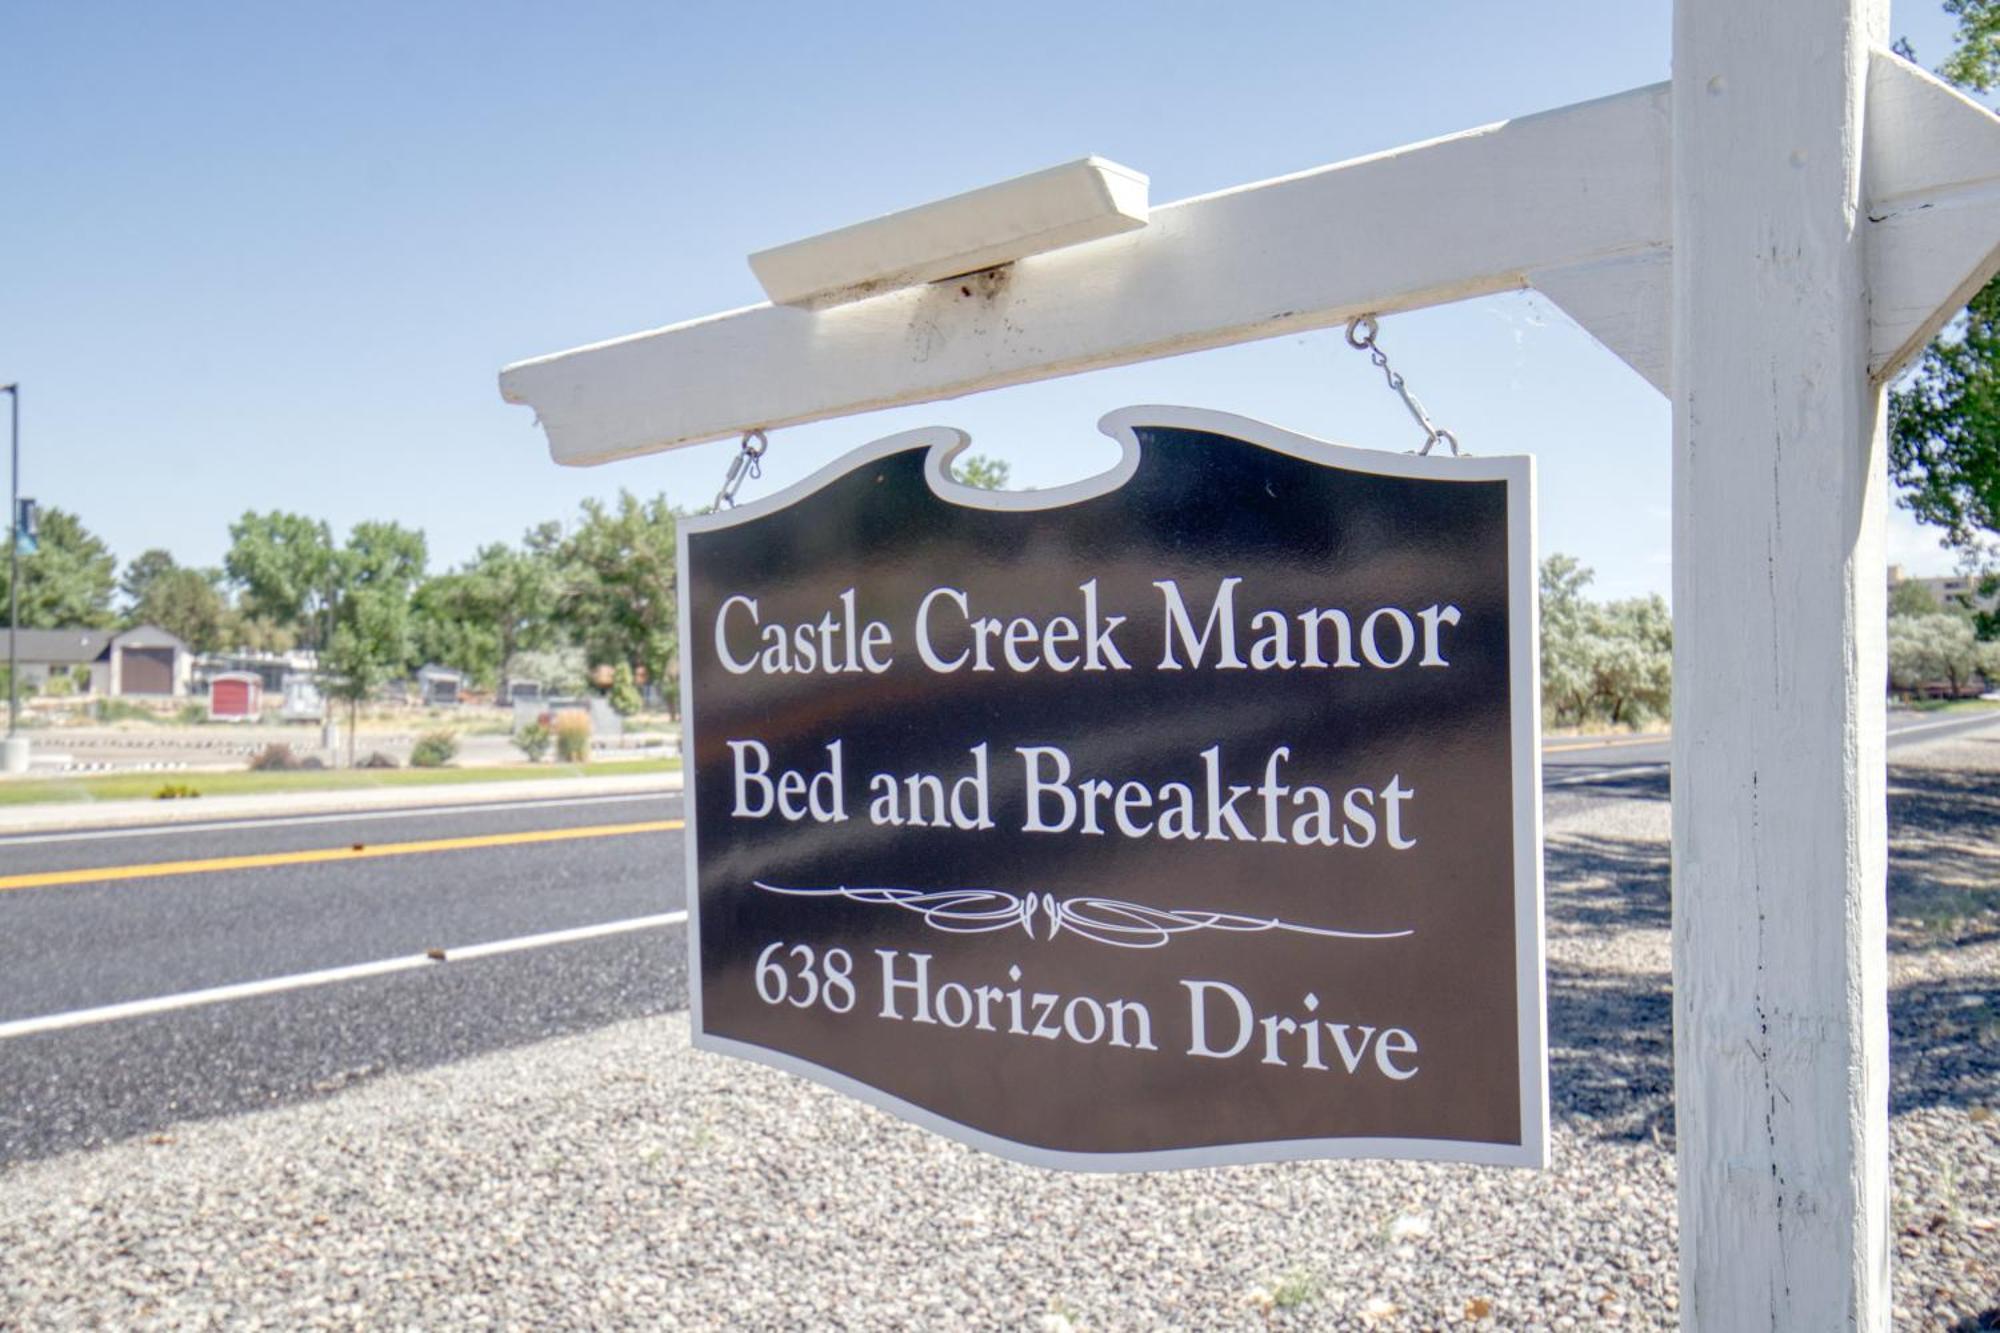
[
  {"x1": 119, "y1": 548, "x2": 178, "y2": 608},
  {"x1": 952, "y1": 453, "x2": 1013, "y2": 490},
  {"x1": 0, "y1": 507, "x2": 117, "y2": 629},
  {"x1": 131, "y1": 566, "x2": 227, "y2": 653},
  {"x1": 224, "y1": 510, "x2": 336, "y2": 643},
  {"x1": 1937, "y1": 0, "x2": 2000, "y2": 90},
  {"x1": 1890, "y1": 278, "x2": 2000, "y2": 556},
  {"x1": 558, "y1": 490, "x2": 680, "y2": 706},
  {"x1": 1539, "y1": 554, "x2": 1674, "y2": 729}
]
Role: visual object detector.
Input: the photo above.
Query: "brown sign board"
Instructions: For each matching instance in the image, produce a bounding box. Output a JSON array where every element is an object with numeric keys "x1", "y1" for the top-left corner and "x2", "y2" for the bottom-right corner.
[{"x1": 679, "y1": 407, "x2": 1546, "y2": 1170}]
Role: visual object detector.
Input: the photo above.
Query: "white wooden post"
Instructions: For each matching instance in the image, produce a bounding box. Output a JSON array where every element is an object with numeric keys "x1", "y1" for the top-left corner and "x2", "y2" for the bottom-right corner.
[{"x1": 1671, "y1": 0, "x2": 1890, "y2": 1326}]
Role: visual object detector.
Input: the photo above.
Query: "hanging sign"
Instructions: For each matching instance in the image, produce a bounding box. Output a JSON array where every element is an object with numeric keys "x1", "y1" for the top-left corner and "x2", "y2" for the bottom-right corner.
[{"x1": 678, "y1": 407, "x2": 1545, "y2": 1170}]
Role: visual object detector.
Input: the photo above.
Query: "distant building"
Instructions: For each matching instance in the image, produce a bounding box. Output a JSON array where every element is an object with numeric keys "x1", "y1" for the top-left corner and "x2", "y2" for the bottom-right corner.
[
  {"x1": 1888, "y1": 565, "x2": 1999, "y2": 614},
  {"x1": 192, "y1": 650, "x2": 317, "y2": 696},
  {"x1": 207, "y1": 672, "x2": 264, "y2": 720},
  {"x1": 0, "y1": 625, "x2": 191, "y2": 696}
]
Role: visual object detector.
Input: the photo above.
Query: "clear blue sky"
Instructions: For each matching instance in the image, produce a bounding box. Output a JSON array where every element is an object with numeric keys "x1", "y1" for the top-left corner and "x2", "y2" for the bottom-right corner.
[{"x1": 0, "y1": 1, "x2": 1972, "y2": 603}]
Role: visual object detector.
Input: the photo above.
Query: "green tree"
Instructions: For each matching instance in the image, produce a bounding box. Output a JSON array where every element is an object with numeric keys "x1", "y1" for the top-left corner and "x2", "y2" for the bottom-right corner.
[
  {"x1": 225, "y1": 511, "x2": 337, "y2": 646},
  {"x1": 410, "y1": 572, "x2": 502, "y2": 685},
  {"x1": 558, "y1": 491, "x2": 680, "y2": 709},
  {"x1": 119, "y1": 548, "x2": 179, "y2": 608},
  {"x1": 1538, "y1": 554, "x2": 1674, "y2": 729},
  {"x1": 215, "y1": 607, "x2": 296, "y2": 655},
  {"x1": 1889, "y1": 577, "x2": 1944, "y2": 618},
  {"x1": 1889, "y1": 277, "x2": 2000, "y2": 556},
  {"x1": 1888, "y1": 610, "x2": 1994, "y2": 695},
  {"x1": 1935, "y1": 1, "x2": 2000, "y2": 92},
  {"x1": 466, "y1": 541, "x2": 559, "y2": 671},
  {"x1": 319, "y1": 587, "x2": 412, "y2": 766},
  {"x1": 131, "y1": 566, "x2": 227, "y2": 652},
  {"x1": 608, "y1": 661, "x2": 643, "y2": 716},
  {"x1": 506, "y1": 645, "x2": 588, "y2": 696},
  {"x1": 1889, "y1": 10, "x2": 2000, "y2": 563},
  {"x1": 1538, "y1": 553, "x2": 1599, "y2": 726},
  {"x1": 0, "y1": 507, "x2": 117, "y2": 628},
  {"x1": 952, "y1": 453, "x2": 1013, "y2": 490},
  {"x1": 1588, "y1": 594, "x2": 1675, "y2": 727},
  {"x1": 341, "y1": 521, "x2": 427, "y2": 598}
]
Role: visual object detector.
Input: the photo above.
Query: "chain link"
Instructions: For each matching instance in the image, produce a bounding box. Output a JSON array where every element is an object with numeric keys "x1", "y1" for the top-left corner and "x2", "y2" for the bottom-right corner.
[
  {"x1": 1344, "y1": 315, "x2": 1462, "y2": 456},
  {"x1": 712, "y1": 430, "x2": 769, "y2": 510}
]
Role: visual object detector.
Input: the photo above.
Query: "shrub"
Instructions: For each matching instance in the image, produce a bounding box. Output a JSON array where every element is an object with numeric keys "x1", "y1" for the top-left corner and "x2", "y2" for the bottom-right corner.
[
  {"x1": 154, "y1": 782, "x2": 201, "y2": 800},
  {"x1": 553, "y1": 710, "x2": 591, "y2": 762},
  {"x1": 608, "y1": 663, "x2": 643, "y2": 716},
  {"x1": 409, "y1": 729, "x2": 458, "y2": 768},
  {"x1": 41, "y1": 671, "x2": 74, "y2": 698},
  {"x1": 248, "y1": 743, "x2": 302, "y2": 771},
  {"x1": 175, "y1": 702, "x2": 206, "y2": 725},
  {"x1": 356, "y1": 750, "x2": 399, "y2": 769},
  {"x1": 515, "y1": 721, "x2": 551, "y2": 763},
  {"x1": 96, "y1": 698, "x2": 159, "y2": 724}
]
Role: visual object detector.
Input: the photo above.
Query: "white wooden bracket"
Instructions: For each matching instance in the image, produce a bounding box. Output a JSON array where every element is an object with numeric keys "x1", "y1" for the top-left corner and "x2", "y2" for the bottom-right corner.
[
  {"x1": 499, "y1": 50, "x2": 2000, "y2": 466},
  {"x1": 1536, "y1": 51, "x2": 2000, "y2": 394},
  {"x1": 748, "y1": 157, "x2": 1148, "y2": 310}
]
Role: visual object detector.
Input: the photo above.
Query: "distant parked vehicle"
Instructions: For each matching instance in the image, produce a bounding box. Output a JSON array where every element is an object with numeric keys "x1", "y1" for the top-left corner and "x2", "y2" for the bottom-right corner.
[
  {"x1": 416, "y1": 664, "x2": 464, "y2": 707},
  {"x1": 279, "y1": 674, "x2": 325, "y2": 723}
]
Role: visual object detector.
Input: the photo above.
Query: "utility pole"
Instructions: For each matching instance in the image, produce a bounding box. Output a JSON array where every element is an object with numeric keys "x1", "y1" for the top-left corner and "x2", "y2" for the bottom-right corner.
[{"x1": 3, "y1": 383, "x2": 25, "y2": 776}]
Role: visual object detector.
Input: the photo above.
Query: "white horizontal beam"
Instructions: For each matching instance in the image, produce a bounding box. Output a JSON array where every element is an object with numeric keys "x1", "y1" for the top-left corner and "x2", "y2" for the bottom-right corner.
[
  {"x1": 501, "y1": 85, "x2": 1672, "y2": 464},
  {"x1": 748, "y1": 157, "x2": 1149, "y2": 309},
  {"x1": 499, "y1": 52, "x2": 2000, "y2": 465}
]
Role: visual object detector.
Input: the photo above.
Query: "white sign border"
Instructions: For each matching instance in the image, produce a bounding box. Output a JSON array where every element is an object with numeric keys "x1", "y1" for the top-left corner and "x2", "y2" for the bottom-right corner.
[{"x1": 676, "y1": 404, "x2": 1547, "y2": 1172}]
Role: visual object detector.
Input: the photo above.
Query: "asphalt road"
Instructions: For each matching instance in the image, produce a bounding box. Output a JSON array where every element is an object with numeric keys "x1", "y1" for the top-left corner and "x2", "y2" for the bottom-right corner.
[
  {"x1": 0, "y1": 793, "x2": 689, "y2": 1165},
  {"x1": 0, "y1": 711, "x2": 1991, "y2": 1166}
]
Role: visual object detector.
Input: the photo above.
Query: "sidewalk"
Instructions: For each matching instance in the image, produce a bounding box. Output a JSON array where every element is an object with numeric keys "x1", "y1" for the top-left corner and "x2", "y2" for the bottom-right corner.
[{"x1": 0, "y1": 769, "x2": 683, "y2": 836}]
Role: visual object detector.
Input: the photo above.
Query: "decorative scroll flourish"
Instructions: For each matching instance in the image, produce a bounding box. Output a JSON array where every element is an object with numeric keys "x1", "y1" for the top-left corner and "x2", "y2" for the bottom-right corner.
[{"x1": 751, "y1": 881, "x2": 1413, "y2": 951}]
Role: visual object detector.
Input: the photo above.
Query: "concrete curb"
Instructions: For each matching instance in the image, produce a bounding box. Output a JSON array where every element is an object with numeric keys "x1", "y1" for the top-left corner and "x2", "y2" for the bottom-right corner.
[{"x1": 0, "y1": 771, "x2": 684, "y2": 836}]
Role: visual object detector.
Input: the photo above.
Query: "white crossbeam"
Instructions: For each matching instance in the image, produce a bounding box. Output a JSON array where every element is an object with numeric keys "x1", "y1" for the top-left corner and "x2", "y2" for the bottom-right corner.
[
  {"x1": 500, "y1": 85, "x2": 1671, "y2": 464},
  {"x1": 499, "y1": 52, "x2": 2000, "y2": 465}
]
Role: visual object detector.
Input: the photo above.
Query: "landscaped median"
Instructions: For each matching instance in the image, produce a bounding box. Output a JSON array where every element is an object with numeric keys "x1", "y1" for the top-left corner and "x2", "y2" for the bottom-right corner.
[{"x1": 0, "y1": 757, "x2": 681, "y2": 807}]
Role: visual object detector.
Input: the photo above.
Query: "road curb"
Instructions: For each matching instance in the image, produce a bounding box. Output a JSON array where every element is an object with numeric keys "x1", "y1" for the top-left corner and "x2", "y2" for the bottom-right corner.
[{"x1": 0, "y1": 771, "x2": 684, "y2": 836}]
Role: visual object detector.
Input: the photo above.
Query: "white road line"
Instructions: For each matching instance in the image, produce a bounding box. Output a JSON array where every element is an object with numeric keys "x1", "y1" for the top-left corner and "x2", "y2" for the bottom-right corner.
[
  {"x1": 1543, "y1": 713, "x2": 1997, "y2": 788},
  {"x1": 0, "y1": 790, "x2": 679, "y2": 847},
  {"x1": 0, "y1": 910, "x2": 689, "y2": 1041},
  {"x1": 1547, "y1": 763, "x2": 1670, "y2": 787},
  {"x1": 1886, "y1": 711, "x2": 2000, "y2": 741}
]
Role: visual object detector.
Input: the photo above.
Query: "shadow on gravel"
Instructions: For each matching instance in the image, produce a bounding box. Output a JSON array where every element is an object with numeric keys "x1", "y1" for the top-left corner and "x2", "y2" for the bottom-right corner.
[
  {"x1": 1543, "y1": 763, "x2": 2000, "y2": 1142},
  {"x1": 1888, "y1": 764, "x2": 2000, "y2": 946},
  {"x1": 1546, "y1": 832, "x2": 1670, "y2": 934}
]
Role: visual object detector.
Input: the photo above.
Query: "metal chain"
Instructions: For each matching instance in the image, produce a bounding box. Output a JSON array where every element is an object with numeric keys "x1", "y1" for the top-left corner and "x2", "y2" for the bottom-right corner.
[
  {"x1": 1344, "y1": 315, "x2": 1462, "y2": 456},
  {"x1": 712, "y1": 430, "x2": 769, "y2": 510}
]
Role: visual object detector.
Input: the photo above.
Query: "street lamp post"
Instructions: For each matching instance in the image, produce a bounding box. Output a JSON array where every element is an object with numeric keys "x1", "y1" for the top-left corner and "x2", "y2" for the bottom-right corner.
[{"x1": 3, "y1": 383, "x2": 25, "y2": 776}]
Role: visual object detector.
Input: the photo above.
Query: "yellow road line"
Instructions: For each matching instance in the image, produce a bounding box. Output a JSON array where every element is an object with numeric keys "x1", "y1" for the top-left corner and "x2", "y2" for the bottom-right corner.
[
  {"x1": 0, "y1": 819, "x2": 685, "y2": 894},
  {"x1": 1543, "y1": 734, "x2": 1668, "y2": 754}
]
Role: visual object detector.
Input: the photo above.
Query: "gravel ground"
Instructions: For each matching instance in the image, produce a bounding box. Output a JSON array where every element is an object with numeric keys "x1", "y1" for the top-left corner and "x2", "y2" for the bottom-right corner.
[{"x1": 1, "y1": 735, "x2": 1995, "y2": 1330}]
